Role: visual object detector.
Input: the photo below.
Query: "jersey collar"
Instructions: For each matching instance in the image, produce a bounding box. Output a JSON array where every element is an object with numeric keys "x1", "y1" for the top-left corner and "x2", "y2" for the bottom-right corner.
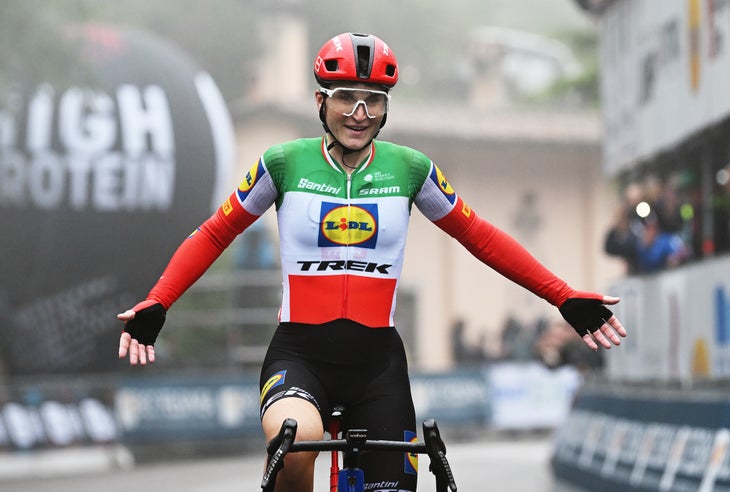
[{"x1": 320, "y1": 136, "x2": 375, "y2": 174}]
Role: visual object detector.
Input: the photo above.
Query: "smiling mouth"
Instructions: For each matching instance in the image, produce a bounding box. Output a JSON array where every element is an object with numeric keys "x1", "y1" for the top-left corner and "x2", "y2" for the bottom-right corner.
[{"x1": 346, "y1": 124, "x2": 369, "y2": 133}]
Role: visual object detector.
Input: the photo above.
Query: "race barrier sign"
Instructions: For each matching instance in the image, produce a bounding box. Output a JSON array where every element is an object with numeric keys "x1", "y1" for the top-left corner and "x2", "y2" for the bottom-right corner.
[
  {"x1": 0, "y1": 363, "x2": 579, "y2": 456},
  {"x1": 0, "y1": 397, "x2": 117, "y2": 450},
  {"x1": 552, "y1": 384, "x2": 730, "y2": 492}
]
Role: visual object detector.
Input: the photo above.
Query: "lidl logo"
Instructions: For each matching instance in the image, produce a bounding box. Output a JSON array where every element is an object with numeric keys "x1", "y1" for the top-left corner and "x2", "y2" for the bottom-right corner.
[
  {"x1": 237, "y1": 159, "x2": 264, "y2": 202},
  {"x1": 318, "y1": 202, "x2": 378, "y2": 249},
  {"x1": 260, "y1": 370, "x2": 286, "y2": 404},
  {"x1": 404, "y1": 430, "x2": 418, "y2": 474},
  {"x1": 430, "y1": 165, "x2": 456, "y2": 204}
]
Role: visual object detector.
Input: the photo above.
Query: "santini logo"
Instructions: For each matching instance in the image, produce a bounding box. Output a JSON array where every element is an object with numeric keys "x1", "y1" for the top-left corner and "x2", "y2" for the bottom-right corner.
[{"x1": 298, "y1": 178, "x2": 341, "y2": 195}]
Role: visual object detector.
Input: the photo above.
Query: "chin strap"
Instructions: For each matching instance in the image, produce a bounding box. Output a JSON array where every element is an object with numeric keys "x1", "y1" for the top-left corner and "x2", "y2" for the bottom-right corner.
[{"x1": 326, "y1": 136, "x2": 366, "y2": 170}]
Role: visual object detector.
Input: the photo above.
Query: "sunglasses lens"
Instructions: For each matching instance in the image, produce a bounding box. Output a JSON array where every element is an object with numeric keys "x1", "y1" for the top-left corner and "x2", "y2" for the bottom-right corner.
[{"x1": 326, "y1": 88, "x2": 389, "y2": 118}]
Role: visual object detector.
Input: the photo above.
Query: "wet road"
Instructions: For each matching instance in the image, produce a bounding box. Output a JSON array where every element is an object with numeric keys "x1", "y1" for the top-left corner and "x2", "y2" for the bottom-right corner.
[{"x1": 0, "y1": 434, "x2": 563, "y2": 491}]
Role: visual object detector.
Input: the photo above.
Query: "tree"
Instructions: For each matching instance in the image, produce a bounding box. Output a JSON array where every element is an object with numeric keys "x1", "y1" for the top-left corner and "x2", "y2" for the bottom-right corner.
[
  {"x1": 0, "y1": 0, "x2": 259, "y2": 103},
  {"x1": 0, "y1": 0, "x2": 90, "y2": 94}
]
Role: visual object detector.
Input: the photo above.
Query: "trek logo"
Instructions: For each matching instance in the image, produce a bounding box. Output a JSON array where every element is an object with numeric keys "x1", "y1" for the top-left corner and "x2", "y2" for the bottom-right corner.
[
  {"x1": 318, "y1": 201, "x2": 379, "y2": 248},
  {"x1": 297, "y1": 260, "x2": 392, "y2": 274},
  {"x1": 429, "y1": 165, "x2": 456, "y2": 205}
]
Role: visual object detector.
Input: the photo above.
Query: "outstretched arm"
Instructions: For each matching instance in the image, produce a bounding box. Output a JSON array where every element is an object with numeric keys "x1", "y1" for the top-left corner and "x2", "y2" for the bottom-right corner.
[
  {"x1": 433, "y1": 196, "x2": 627, "y2": 350},
  {"x1": 116, "y1": 156, "x2": 279, "y2": 365},
  {"x1": 117, "y1": 195, "x2": 260, "y2": 365}
]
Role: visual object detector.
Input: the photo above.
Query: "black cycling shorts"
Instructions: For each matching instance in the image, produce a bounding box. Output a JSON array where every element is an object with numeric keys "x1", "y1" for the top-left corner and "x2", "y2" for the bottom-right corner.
[{"x1": 260, "y1": 319, "x2": 418, "y2": 492}]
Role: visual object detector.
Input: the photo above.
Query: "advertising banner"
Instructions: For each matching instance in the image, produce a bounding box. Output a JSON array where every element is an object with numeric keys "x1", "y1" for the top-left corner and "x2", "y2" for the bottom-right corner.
[
  {"x1": 486, "y1": 362, "x2": 581, "y2": 430},
  {"x1": 606, "y1": 256, "x2": 730, "y2": 383},
  {"x1": 599, "y1": 0, "x2": 730, "y2": 173},
  {"x1": 0, "y1": 25, "x2": 234, "y2": 375},
  {"x1": 115, "y1": 376, "x2": 262, "y2": 441},
  {"x1": 553, "y1": 388, "x2": 730, "y2": 491}
]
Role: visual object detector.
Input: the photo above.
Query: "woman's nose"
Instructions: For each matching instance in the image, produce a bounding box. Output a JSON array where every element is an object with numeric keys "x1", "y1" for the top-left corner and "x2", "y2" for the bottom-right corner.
[{"x1": 350, "y1": 101, "x2": 369, "y2": 119}]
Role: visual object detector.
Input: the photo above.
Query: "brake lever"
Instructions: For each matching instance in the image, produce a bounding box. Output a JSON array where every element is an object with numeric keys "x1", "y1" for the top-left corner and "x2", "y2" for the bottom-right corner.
[
  {"x1": 423, "y1": 419, "x2": 457, "y2": 492},
  {"x1": 261, "y1": 418, "x2": 298, "y2": 491}
]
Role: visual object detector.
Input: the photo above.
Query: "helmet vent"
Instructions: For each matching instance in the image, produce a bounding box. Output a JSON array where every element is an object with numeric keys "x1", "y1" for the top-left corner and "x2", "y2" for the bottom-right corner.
[
  {"x1": 385, "y1": 64, "x2": 396, "y2": 77},
  {"x1": 325, "y1": 60, "x2": 339, "y2": 72},
  {"x1": 356, "y1": 44, "x2": 373, "y2": 79}
]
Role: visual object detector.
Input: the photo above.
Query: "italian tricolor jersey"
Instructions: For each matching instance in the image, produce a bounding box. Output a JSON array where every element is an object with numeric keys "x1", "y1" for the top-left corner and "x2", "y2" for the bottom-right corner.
[
  {"x1": 147, "y1": 137, "x2": 577, "y2": 331},
  {"x1": 234, "y1": 137, "x2": 460, "y2": 327}
]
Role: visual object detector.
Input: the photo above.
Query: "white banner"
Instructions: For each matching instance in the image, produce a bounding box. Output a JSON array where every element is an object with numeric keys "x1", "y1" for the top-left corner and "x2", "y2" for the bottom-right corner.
[
  {"x1": 600, "y1": 0, "x2": 730, "y2": 174},
  {"x1": 486, "y1": 362, "x2": 581, "y2": 430},
  {"x1": 606, "y1": 255, "x2": 730, "y2": 382}
]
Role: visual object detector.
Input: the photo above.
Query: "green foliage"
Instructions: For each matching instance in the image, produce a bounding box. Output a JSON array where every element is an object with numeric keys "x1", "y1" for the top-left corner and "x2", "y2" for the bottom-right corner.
[
  {"x1": 85, "y1": 0, "x2": 259, "y2": 102},
  {"x1": 0, "y1": 0, "x2": 92, "y2": 94},
  {"x1": 0, "y1": 0, "x2": 596, "y2": 106},
  {"x1": 0, "y1": 0, "x2": 259, "y2": 102},
  {"x1": 524, "y1": 28, "x2": 600, "y2": 107}
]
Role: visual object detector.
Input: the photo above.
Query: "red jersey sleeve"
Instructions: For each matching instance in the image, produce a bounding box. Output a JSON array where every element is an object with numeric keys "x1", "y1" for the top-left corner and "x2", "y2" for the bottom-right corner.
[
  {"x1": 147, "y1": 193, "x2": 259, "y2": 309},
  {"x1": 432, "y1": 196, "x2": 578, "y2": 307}
]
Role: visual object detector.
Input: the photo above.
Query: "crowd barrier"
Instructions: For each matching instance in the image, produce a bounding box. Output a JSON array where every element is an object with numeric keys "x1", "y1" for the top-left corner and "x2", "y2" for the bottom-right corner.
[
  {"x1": 551, "y1": 381, "x2": 730, "y2": 492},
  {"x1": 0, "y1": 362, "x2": 579, "y2": 452}
]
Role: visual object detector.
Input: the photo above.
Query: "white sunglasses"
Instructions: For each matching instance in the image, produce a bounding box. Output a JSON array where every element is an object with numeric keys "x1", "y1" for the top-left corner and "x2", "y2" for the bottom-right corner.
[{"x1": 319, "y1": 87, "x2": 391, "y2": 118}]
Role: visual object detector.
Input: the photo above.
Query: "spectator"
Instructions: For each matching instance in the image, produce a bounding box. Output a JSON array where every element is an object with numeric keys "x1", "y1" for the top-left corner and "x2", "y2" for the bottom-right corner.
[
  {"x1": 604, "y1": 183, "x2": 648, "y2": 274},
  {"x1": 635, "y1": 213, "x2": 688, "y2": 273},
  {"x1": 604, "y1": 205, "x2": 641, "y2": 274},
  {"x1": 654, "y1": 174, "x2": 684, "y2": 234},
  {"x1": 534, "y1": 320, "x2": 603, "y2": 371},
  {"x1": 450, "y1": 319, "x2": 487, "y2": 366}
]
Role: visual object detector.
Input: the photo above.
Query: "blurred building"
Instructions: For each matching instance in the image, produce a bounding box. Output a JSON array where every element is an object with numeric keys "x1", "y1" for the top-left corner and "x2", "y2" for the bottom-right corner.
[{"x1": 466, "y1": 26, "x2": 583, "y2": 109}]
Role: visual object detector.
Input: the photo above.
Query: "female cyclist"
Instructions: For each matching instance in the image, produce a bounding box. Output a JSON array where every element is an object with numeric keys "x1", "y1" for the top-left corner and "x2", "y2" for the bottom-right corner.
[{"x1": 117, "y1": 32, "x2": 627, "y2": 492}]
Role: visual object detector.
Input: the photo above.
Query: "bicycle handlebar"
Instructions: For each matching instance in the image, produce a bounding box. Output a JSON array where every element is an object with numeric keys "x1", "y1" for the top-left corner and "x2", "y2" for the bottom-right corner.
[
  {"x1": 261, "y1": 418, "x2": 457, "y2": 492},
  {"x1": 261, "y1": 418, "x2": 297, "y2": 491},
  {"x1": 422, "y1": 419, "x2": 457, "y2": 492}
]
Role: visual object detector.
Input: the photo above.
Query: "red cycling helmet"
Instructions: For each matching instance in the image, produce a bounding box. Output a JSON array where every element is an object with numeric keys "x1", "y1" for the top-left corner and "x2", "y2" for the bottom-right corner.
[{"x1": 314, "y1": 33, "x2": 398, "y2": 88}]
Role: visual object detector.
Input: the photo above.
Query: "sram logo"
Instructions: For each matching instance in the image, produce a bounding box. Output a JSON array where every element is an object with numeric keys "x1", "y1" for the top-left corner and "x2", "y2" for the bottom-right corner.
[{"x1": 318, "y1": 202, "x2": 378, "y2": 248}]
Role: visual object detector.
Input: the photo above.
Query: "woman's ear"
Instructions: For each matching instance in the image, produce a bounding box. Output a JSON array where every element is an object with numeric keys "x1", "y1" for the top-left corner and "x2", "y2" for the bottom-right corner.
[{"x1": 315, "y1": 90, "x2": 325, "y2": 110}]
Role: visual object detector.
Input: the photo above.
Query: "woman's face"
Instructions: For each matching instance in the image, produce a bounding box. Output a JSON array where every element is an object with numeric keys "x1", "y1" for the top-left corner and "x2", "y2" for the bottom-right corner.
[{"x1": 316, "y1": 82, "x2": 387, "y2": 151}]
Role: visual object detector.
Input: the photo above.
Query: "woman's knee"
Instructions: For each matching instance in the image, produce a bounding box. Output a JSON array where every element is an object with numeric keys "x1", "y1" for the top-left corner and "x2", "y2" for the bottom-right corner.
[
  {"x1": 262, "y1": 396, "x2": 324, "y2": 441},
  {"x1": 263, "y1": 398, "x2": 323, "y2": 491}
]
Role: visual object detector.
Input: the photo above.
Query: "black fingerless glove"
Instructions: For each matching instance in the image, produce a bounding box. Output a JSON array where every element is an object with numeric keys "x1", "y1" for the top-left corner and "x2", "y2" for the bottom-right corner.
[
  {"x1": 559, "y1": 298, "x2": 613, "y2": 336},
  {"x1": 123, "y1": 303, "x2": 166, "y2": 346}
]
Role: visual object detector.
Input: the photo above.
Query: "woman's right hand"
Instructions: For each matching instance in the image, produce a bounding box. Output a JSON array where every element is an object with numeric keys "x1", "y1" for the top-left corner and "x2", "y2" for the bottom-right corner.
[{"x1": 117, "y1": 300, "x2": 166, "y2": 366}]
